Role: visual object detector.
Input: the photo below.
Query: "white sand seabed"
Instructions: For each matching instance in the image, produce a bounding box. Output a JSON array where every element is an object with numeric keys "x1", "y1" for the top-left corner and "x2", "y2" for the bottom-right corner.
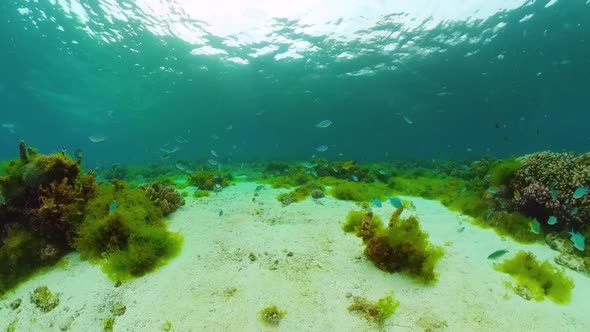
[{"x1": 2, "y1": 182, "x2": 590, "y2": 331}]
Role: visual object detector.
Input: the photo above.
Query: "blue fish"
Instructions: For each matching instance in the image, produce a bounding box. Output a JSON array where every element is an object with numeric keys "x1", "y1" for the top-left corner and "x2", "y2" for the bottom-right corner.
[
  {"x1": 568, "y1": 230, "x2": 586, "y2": 251},
  {"x1": 219, "y1": 209, "x2": 224, "y2": 217},
  {"x1": 547, "y1": 216, "x2": 557, "y2": 225},
  {"x1": 314, "y1": 120, "x2": 332, "y2": 128},
  {"x1": 302, "y1": 162, "x2": 315, "y2": 168},
  {"x1": 550, "y1": 189, "x2": 558, "y2": 200},
  {"x1": 255, "y1": 185, "x2": 265, "y2": 191},
  {"x1": 573, "y1": 187, "x2": 588, "y2": 199},
  {"x1": 108, "y1": 201, "x2": 119, "y2": 213},
  {"x1": 388, "y1": 196, "x2": 403, "y2": 209},
  {"x1": 378, "y1": 169, "x2": 387, "y2": 175},
  {"x1": 371, "y1": 198, "x2": 382, "y2": 208},
  {"x1": 487, "y1": 187, "x2": 498, "y2": 194},
  {"x1": 351, "y1": 175, "x2": 358, "y2": 182},
  {"x1": 569, "y1": 207, "x2": 579, "y2": 216},
  {"x1": 315, "y1": 145, "x2": 328, "y2": 152},
  {"x1": 529, "y1": 219, "x2": 541, "y2": 234}
]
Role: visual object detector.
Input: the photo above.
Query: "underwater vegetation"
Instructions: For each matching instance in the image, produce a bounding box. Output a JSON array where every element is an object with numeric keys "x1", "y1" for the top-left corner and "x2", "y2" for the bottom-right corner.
[
  {"x1": 343, "y1": 208, "x2": 443, "y2": 283},
  {"x1": 347, "y1": 292, "x2": 400, "y2": 327},
  {"x1": 75, "y1": 182, "x2": 183, "y2": 280},
  {"x1": 189, "y1": 170, "x2": 233, "y2": 191},
  {"x1": 30, "y1": 285, "x2": 60, "y2": 312},
  {"x1": 0, "y1": 141, "x2": 184, "y2": 294},
  {"x1": 494, "y1": 251, "x2": 574, "y2": 304},
  {"x1": 258, "y1": 305, "x2": 287, "y2": 325},
  {"x1": 276, "y1": 183, "x2": 325, "y2": 206}
]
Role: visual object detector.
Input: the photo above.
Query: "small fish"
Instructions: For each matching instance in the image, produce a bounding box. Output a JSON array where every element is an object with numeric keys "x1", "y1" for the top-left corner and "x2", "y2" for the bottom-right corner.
[
  {"x1": 550, "y1": 188, "x2": 558, "y2": 200},
  {"x1": 314, "y1": 120, "x2": 332, "y2": 128},
  {"x1": 310, "y1": 170, "x2": 318, "y2": 177},
  {"x1": 351, "y1": 175, "x2": 358, "y2": 182},
  {"x1": 235, "y1": 175, "x2": 248, "y2": 179},
  {"x1": 208, "y1": 159, "x2": 219, "y2": 166},
  {"x1": 457, "y1": 226, "x2": 465, "y2": 233},
  {"x1": 459, "y1": 187, "x2": 467, "y2": 193},
  {"x1": 1, "y1": 123, "x2": 15, "y2": 129},
  {"x1": 218, "y1": 209, "x2": 223, "y2": 217},
  {"x1": 108, "y1": 201, "x2": 119, "y2": 213},
  {"x1": 175, "y1": 162, "x2": 189, "y2": 172},
  {"x1": 378, "y1": 169, "x2": 387, "y2": 175},
  {"x1": 529, "y1": 219, "x2": 541, "y2": 234},
  {"x1": 573, "y1": 187, "x2": 588, "y2": 199},
  {"x1": 370, "y1": 198, "x2": 382, "y2": 208},
  {"x1": 255, "y1": 185, "x2": 265, "y2": 191},
  {"x1": 315, "y1": 145, "x2": 328, "y2": 152},
  {"x1": 159, "y1": 146, "x2": 180, "y2": 154},
  {"x1": 487, "y1": 249, "x2": 509, "y2": 260},
  {"x1": 342, "y1": 161, "x2": 356, "y2": 170},
  {"x1": 89, "y1": 135, "x2": 108, "y2": 143},
  {"x1": 302, "y1": 162, "x2": 315, "y2": 168},
  {"x1": 397, "y1": 113, "x2": 413, "y2": 124},
  {"x1": 211, "y1": 150, "x2": 219, "y2": 158},
  {"x1": 487, "y1": 187, "x2": 498, "y2": 194},
  {"x1": 388, "y1": 196, "x2": 403, "y2": 209},
  {"x1": 547, "y1": 216, "x2": 557, "y2": 225},
  {"x1": 485, "y1": 208, "x2": 493, "y2": 220},
  {"x1": 568, "y1": 230, "x2": 586, "y2": 251},
  {"x1": 569, "y1": 207, "x2": 579, "y2": 216},
  {"x1": 513, "y1": 189, "x2": 521, "y2": 200}
]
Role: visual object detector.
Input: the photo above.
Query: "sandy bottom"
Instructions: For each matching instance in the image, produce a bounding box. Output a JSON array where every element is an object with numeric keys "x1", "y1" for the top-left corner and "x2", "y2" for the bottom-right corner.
[{"x1": 2, "y1": 182, "x2": 590, "y2": 332}]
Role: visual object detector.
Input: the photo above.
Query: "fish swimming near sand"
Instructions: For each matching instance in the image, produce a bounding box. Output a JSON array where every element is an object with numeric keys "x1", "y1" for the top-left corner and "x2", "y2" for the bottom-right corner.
[
  {"x1": 370, "y1": 198, "x2": 382, "y2": 208},
  {"x1": 89, "y1": 135, "x2": 108, "y2": 143},
  {"x1": 487, "y1": 249, "x2": 509, "y2": 260}
]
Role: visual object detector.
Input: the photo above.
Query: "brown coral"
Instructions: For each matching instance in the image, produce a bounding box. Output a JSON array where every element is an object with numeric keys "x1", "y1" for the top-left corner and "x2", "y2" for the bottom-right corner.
[{"x1": 140, "y1": 182, "x2": 185, "y2": 216}]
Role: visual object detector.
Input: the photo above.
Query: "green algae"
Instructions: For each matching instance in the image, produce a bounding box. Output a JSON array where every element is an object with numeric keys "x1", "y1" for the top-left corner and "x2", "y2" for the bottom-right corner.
[
  {"x1": 30, "y1": 286, "x2": 59, "y2": 312},
  {"x1": 348, "y1": 292, "x2": 400, "y2": 327},
  {"x1": 495, "y1": 251, "x2": 574, "y2": 304},
  {"x1": 258, "y1": 305, "x2": 287, "y2": 325}
]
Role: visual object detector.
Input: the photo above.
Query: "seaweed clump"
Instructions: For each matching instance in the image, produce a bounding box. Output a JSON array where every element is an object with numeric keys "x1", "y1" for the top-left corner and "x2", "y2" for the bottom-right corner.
[
  {"x1": 75, "y1": 182, "x2": 183, "y2": 280},
  {"x1": 345, "y1": 208, "x2": 443, "y2": 283},
  {"x1": 258, "y1": 305, "x2": 287, "y2": 325},
  {"x1": 30, "y1": 285, "x2": 59, "y2": 312},
  {"x1": 494, "y1": 251, "x2": 574, "y2": 304},
  {"x1": 189, "y1": 170, "x2": 232, "y2": 191},
  {"x1": 347, "y1": 292, "x2": 400, "y2": 327}
]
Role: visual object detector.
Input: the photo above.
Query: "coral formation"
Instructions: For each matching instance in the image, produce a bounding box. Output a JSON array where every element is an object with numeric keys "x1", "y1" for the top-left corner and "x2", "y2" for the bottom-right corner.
[
  {"x1": 511, "y1": 151, "x2": 590, "y2": 234},
  {"x1": 140, "y1": 182, "x2": 185, "y2": 215},
  {"x1": 494, "y1": 251, "x2": 574, "y2": 303},
  {"x1": 345, "y1": 209, "x2": 443, "y2": 283}
]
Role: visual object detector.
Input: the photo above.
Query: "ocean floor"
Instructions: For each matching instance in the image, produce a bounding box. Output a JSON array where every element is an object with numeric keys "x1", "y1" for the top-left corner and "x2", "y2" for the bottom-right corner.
[{"x1": 2, "y1": 182, "x2": 590, "y2": 332}]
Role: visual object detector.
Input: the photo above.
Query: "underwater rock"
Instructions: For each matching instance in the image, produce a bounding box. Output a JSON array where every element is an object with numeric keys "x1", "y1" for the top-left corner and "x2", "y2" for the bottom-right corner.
[
  {"x1": 59, "y1": 315, "x2": 76, "y2": 331},
  {"x1": 30, "y1": 286, "x2": 59, "y2": 312},
  {"x1": 140, "y1": 182, "x2": 185, "y2": 216},
  {"x1": 311, "y1": 189, "x2": 325, "y2": 199},
  {"x1": 280, "y1": 194, "x2": 296, "y2": 207},
  {"x1": 545, "y1": 233, "x2": 574, "y2": 254},
  {"x1": 110, "y1": 302, "x2": 126, "y2": 316},
  {"x1": 554, "y1": 254, "x2": 588, "y2": 273}
]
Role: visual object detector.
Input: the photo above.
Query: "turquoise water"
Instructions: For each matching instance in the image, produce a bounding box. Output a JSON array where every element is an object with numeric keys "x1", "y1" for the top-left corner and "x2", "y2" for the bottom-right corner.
[
  {"x1": 3, "y1": 1, "x2": 590, "y2": 330},
  {"x1": 2, "y1": 0, "x2": 589, "y2": 165}
]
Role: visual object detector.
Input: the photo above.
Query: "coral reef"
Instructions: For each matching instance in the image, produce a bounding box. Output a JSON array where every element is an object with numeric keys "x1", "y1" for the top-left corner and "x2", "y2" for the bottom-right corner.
[
  {"x1": 346, "y1": 209, "x2": 443, "y2": 283},
  {"x1": 347, "y1": 292, "x2": 400, "y2": 326},
  {"x1": 140, "y1": 182, "x2": 185, "y2": 216},
  {"x1": 512, "y1": 151, "x2": 590, "y2": 233},
  {"x1": 30, "y1": 286, "x2": 60, "y2": 312},
  {"x1": 494, "y1": 251, "x2": 574, "y2": 303}
]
